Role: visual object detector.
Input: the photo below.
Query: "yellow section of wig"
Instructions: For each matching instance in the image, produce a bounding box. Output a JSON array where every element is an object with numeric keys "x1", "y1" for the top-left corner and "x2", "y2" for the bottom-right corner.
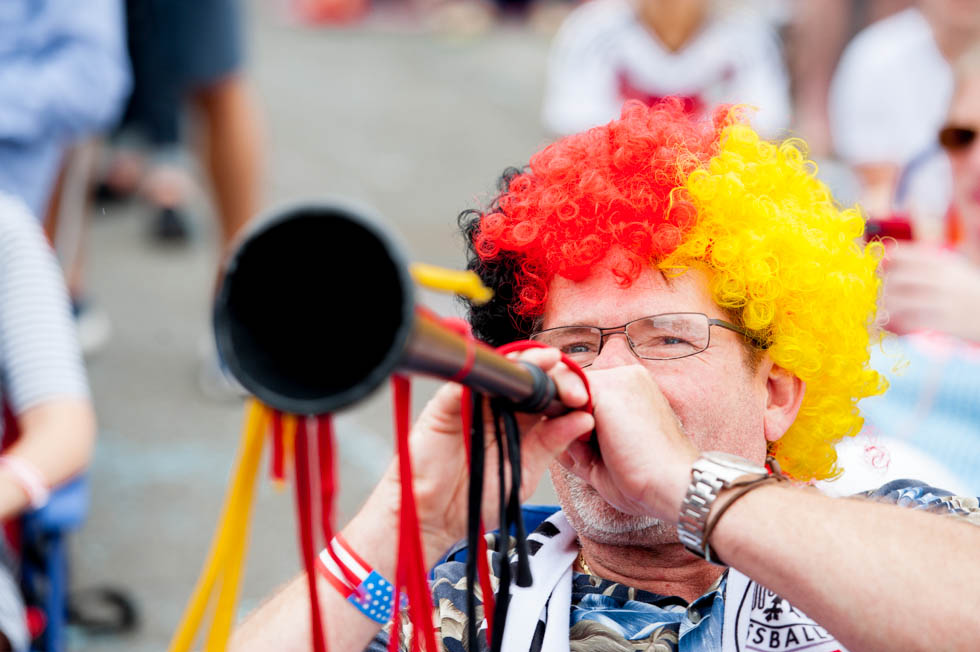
[{"x1": 661, "y1": 122, "x2": 887, "y2": 481}]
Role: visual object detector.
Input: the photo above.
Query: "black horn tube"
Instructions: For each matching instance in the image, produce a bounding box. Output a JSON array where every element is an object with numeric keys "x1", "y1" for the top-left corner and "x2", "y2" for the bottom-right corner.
[{"x1": 213, "y1": 201, "x2": 566, "y2": 416}]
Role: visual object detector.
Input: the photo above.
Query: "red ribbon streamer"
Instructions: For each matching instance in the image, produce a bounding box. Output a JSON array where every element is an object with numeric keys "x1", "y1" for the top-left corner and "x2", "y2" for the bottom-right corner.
[
  {"x1": 317, "y1": 415, "x2": 336, "y2": 546},
  {"x1": 270, "y1": 411, "x2": 285, "y2": 482},
  {"x1": 294, "y1": 417, "x2": 328, "y2": 652},
  {"x1": 313, "y1": 414, "x2": 362, "y2": 591},
  {"x1": 392, "y1": 375, "x2": 439, "y2": 652}
]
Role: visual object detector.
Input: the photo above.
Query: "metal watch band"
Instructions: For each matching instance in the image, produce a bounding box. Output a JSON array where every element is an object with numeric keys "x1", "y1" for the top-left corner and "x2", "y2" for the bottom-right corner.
[
  {"x1": 677, "y1": 469, "x2": 725, "y2": 561},
  {"x1": 677, "y1": 465, "x2": 727, "y2": 563},
  {"x1": 676, "y1": 453, "x2": 772, "y2": 565}
]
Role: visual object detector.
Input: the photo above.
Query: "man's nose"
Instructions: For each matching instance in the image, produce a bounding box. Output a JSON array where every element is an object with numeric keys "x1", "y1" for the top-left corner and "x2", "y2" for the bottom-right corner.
[{"x1": 589, "y1": 332, "x2": 639, "y2": 370}]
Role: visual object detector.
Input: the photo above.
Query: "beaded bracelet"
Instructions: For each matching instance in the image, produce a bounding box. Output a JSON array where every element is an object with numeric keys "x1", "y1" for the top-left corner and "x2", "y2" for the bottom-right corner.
[{"x1": 0, "y1": 455, "x2": 49, "y2": 509}]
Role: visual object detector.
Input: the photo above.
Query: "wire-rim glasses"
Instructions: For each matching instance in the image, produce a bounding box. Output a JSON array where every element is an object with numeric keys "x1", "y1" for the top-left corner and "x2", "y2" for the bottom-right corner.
[{"x1": 529, "y1": 312, "x2": 766, "y2": 367}]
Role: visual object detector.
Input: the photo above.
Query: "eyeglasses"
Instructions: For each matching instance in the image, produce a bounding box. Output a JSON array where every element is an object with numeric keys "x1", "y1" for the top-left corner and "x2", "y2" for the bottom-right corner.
[
  {"x1": 939, "y1": 125, "x2": 977, "y2": 152},
  {"x1": 529, "y1": 312, "x2": 766, "y2": 367}
]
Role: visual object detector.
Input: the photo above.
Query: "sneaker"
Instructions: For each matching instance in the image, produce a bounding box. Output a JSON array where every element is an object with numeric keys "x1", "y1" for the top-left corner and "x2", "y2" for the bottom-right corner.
[
  {"x1": 71, "y1": 299, "x2": 112, "y2": 358},
  {"x1": 92, "y1": 181, "x2": 133, "y2": 205},
  {"x1": 151, "y1": 207, "x2": 191, "y2": 244}
]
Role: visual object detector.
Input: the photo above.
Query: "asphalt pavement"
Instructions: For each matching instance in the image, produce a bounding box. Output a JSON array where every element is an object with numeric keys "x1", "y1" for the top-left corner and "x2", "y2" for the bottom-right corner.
[{"x1": 72, "y1": 4, "x2": 559, "y2": 650}]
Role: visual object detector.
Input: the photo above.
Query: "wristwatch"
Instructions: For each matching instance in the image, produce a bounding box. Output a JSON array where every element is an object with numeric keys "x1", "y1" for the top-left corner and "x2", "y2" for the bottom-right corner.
[{"x1": 676, "y1": 451, "x2": 771, "y2": 565}]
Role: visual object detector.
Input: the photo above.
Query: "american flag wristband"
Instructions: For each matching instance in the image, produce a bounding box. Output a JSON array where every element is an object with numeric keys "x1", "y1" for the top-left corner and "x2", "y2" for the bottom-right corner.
[{"x1": 316, "y1": 534, "x2": 406, "y2": 624}]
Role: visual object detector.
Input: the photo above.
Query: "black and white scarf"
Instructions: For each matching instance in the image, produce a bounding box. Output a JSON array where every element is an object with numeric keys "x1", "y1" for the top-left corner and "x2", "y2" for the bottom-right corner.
[{"x1": 499, "y1": 511, "x2": 847, "y2": 652}]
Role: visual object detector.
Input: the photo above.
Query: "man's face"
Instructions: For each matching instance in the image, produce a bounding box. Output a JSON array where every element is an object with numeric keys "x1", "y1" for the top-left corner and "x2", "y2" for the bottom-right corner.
[
  {"x1": 543, "y1": 263, "x2": 772, "y2": 547},
  {"x1": 948, "y1": 75, "x2": 980, "y2": 248}
]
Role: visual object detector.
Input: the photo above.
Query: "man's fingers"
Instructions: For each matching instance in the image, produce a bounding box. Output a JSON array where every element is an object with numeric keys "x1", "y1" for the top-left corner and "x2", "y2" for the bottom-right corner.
[
  {"x1": 526, "y1": 410, "x2": 594, "y2": 460},
  {"x1": 507, "y1": 348, "x2": 589, "y2": 408},
  {"x1": 414, "y1": 382, "x2": 465, "y2": 437},
  {"x1": 556, "y1": 437, "x2": 598, "y2": 482},
  {"x1": 547, "y1": 363, "x2": 589, "y2": 408}
]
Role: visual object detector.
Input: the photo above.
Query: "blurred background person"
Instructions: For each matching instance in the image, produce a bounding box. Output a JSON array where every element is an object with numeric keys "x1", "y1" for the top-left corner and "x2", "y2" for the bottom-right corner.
[
  {"x1": 95, "y1": 0, "x2": 265, "y2": 397},
  {"x1": 0, "y1": 193, "x2": 97, "y2": 652},
  {"x1": 826, "y1": 43, "x2": 980, "y2": 497},
  {"x1": 0, "y1": 0, "x2": 130, "y2": 357},
  {"x1": 98, "y1": 0, "x2": 264, "y2": 252},
  {"x1": 829, "y1": 0, "x2": 980, "y2": 220},
  {"x1": 786, "y1": 0, "x2": 911, "y2": 158},
  {"x1": 540, "y1": 0, "x2": 790, "y2": 137},
  {"x1": 0, "y1": 0, "x2": 129, "y2": 223}
]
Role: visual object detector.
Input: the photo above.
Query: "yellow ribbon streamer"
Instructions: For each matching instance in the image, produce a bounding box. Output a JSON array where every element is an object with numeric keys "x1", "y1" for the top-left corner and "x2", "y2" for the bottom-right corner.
[
  {"x1": 410, "y1": 263, "x2": 493, "y2": 305},
  {"x1": 168, "y1": 399, "x2": 268, "y2": 652}
]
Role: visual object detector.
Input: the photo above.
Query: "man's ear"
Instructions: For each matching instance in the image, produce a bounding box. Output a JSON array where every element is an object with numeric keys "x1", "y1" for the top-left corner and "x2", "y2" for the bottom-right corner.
[{"x1": 763, "y1": 363, "x2": 805, "y2": 443}]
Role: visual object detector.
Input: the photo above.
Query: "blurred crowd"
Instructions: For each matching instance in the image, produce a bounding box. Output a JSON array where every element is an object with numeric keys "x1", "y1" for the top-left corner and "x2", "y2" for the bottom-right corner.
[
  {"x1": 0, "y1": 0, "x2": 978, "y2": 649},
  {"x1": 535, "y1": 0, "x2": 980, "y2": 501}
]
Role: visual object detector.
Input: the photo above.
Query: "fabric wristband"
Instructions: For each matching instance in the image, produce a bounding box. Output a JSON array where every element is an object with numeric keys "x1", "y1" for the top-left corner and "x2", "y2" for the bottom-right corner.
[
  {"x1": 0, "y1": 455, "x2": 49, "y2": 509},
  {"x1": 316, "y1": 534, "x2": 405, "y2": 624},
  {"x1": 701, "y1": 474, "x2": 786, "y2": 566}
]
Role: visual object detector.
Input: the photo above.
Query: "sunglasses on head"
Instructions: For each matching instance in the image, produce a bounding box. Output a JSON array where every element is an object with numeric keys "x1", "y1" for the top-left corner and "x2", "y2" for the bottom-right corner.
[{"x1": 939, "y1": 125, "x2": 977, "y2": 152}]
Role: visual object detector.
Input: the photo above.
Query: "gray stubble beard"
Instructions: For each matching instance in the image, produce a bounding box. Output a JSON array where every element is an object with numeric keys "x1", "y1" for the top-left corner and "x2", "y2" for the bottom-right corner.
[{"x1": 553, "y1": 466, "x2": 678, "y2": 547}]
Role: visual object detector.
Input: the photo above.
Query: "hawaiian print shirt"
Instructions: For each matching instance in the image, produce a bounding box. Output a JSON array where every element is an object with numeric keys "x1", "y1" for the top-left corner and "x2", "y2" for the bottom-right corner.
[{"x1": 366, "y1": 480, "x2": 980, "y2": 652}]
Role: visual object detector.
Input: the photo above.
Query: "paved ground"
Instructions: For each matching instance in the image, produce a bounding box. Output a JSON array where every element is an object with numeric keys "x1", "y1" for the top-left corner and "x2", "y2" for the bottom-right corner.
[{"x1": 72, "y1": 4, "x2": 559, "y2": 650}]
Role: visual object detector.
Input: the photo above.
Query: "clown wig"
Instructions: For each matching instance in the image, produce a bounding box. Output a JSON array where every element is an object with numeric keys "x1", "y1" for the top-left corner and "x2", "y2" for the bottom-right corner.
[{"x1": 459, "y1": 100, "x2": 886, "y2": 482}]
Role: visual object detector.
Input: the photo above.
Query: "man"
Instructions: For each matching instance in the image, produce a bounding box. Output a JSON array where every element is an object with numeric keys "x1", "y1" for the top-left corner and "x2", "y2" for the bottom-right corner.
[
  {"x1": 829, "y1": 0, "x2": 980, "y2": 217},
  {"x1": 231, "y1": 101, "x2": 980, "y2": 651}
]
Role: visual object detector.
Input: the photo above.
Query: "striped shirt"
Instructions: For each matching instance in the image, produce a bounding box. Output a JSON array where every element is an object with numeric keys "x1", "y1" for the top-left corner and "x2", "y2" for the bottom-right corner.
[{"x1": 0, "y1": 193, "x2": 88, "y2": 431}]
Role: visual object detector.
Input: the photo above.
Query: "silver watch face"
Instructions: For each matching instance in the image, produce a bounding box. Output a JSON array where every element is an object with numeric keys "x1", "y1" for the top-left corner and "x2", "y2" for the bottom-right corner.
[{"x1": 700, "y1": 451, "x2": 768, "y2": 475}]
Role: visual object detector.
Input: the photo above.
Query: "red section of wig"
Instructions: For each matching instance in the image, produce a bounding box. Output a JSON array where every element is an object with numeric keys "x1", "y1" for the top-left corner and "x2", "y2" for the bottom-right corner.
[{"x1": 474, "y1": 100, "x2": 732, "y2": 317}]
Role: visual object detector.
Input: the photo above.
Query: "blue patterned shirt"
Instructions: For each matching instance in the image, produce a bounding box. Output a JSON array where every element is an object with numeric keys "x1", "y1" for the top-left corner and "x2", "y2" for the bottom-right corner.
[{"x1": 369, "y1": 480, "x2": 980, "y2": 652}]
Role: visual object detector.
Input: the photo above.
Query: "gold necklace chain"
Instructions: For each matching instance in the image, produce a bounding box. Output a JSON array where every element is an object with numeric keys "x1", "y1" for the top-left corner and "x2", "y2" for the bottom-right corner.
[{"x1": 576, "y1": 550, "x2": 592, "y2": 575}]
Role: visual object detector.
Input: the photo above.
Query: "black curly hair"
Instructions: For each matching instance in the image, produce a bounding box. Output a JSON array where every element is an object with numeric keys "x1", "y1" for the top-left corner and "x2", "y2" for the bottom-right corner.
[{"x1": 457, "y1": 167, "x2": 536, "y2": 346}]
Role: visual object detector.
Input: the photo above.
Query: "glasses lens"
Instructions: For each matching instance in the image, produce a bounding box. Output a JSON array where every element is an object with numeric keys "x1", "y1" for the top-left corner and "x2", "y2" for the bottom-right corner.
[
  {"x1": 530, "y1": 327, "x2": 601, "y2": 365},
  {"x1": 939, "y1": 126, "x2": 976, "y2": 151},
  {"x1": 627, "y1": 313, "x2": 709, "y2": 359}
]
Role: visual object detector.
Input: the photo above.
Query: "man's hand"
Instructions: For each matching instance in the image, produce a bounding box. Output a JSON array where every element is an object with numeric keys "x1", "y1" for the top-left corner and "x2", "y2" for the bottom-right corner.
[
  {"x1": 376, "y1": 346, "x2": 595, "y2": 566},
  {"x1": 556, "y1": 365, "x2": 698, "y2": 523},
  {"x1": 880, "y1": 242, "x2": 980, "y2": 341}
]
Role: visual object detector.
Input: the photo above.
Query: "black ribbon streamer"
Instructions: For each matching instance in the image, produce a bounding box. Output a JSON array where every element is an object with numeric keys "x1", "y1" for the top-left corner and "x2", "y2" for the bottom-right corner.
[
  {"x1": 489, "y1": 399, "x2": 511, "y2": 652},
  {"x1": 501, "y1": 405, "x2": 532, "y2": 587},
  {"x1": 463, "y1": 394, "x2": 535, "y2": 652},
  {"x1": 465, "y1": 391, "x2": 486, "y2": 652}
]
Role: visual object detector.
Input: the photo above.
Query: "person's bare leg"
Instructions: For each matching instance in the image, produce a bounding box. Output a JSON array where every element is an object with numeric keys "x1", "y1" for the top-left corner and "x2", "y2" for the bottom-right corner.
[{"x1": 192, "y1": 75, "x2": 264, "y2": 254}]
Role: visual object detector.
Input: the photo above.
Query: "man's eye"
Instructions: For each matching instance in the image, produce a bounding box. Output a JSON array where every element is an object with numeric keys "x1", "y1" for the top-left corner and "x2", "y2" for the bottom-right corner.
[
  {"x1": 561, "y1": 342, "x2": 596, "y2": 355},
  {"x1": 637, "y1": 334, "x2": 697, "y2": 349}
]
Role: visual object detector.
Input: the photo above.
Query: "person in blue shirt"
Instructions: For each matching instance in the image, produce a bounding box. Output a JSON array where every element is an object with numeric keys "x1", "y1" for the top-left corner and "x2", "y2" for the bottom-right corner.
[{"x1": 0, "y1": 0, "x2": 130, "y2": 220}]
